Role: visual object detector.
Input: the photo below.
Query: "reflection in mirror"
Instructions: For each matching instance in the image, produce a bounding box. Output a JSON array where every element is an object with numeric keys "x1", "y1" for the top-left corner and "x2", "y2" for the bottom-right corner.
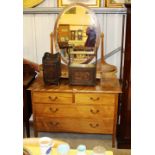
[{"x1": 54, "y1": 3, "x2": 100, "y2": 64}]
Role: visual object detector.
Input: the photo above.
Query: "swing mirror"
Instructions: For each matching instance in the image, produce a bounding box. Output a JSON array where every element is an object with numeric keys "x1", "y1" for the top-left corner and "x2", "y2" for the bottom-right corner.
[{"x1": 54, "y1": 3, "x2": 100, "y2": 64}]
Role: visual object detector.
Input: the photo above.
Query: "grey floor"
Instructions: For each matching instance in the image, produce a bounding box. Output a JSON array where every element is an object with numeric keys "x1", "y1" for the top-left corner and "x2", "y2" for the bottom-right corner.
[{"x1": 24, "y1": 122, "x2": 131, "y2": 155}]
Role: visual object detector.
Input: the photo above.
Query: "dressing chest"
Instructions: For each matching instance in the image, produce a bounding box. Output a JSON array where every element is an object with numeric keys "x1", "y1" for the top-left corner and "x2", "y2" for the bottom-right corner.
[{"x1": 29, "y1": 73, "x2": 121, "y2": 147}]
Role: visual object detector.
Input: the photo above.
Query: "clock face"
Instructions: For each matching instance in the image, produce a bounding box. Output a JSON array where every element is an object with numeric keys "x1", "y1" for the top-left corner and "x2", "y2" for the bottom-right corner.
[{"x1": 54, "y1": 3, "x2": 100, "y2": 64}]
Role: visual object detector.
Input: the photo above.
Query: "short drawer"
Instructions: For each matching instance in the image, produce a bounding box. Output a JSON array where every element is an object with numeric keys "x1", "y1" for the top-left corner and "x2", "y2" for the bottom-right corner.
[
  {"x1": 34, "y1": 104, "x2": 115, "y2": 118},
  {"x1": 32, "y1": 92, "x2": 72, "y2": 104},
  {"x1": 35, "y1": 117, "x2": 113, "y2": 134},
  {"x1": 75, "y1": 93, "x2": 115, "y2": 105}
]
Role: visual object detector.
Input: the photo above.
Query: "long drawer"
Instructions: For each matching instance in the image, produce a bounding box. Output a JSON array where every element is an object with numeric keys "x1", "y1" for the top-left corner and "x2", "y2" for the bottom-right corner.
[
  {"x1": 34, "y1": 104, "x2": 115, "y2": 118},
  {"x1": 32, "y1": 92, "x2": 72, "y2": 104},
  {"x1": 75, "y1": 93, "x2": 115, "y2": 105},
  {"x1": 35, "y1": 117, "x2": 114, "y2": 134}
]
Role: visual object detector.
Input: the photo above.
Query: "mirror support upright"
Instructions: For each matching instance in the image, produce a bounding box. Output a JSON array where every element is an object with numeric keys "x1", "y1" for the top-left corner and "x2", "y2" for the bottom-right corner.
[{"x1": 50, "y1": 32, "x2": 53, "y2": 54}]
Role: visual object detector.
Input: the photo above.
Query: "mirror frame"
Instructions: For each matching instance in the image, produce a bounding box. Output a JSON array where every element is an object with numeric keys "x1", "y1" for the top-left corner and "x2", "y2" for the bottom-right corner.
[{"x1": 53, "y1": 3, "x2": 100, "y2": 65}]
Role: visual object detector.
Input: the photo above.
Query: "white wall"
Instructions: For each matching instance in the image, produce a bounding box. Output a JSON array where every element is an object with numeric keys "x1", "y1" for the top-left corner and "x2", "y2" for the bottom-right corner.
[{"x1": 23, "y1": 0, "x2": 125, "y2": 78}]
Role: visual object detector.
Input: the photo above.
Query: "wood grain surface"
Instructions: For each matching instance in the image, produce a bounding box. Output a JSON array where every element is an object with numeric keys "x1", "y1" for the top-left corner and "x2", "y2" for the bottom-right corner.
[
  {"x1": 34, "y1": 104, "x2": 115, "y2": 118},
  {"x1": 29, "y1": 73, "x2": 121, "y2": 93},
  {"x1": 30, "y1": 74, "x2": 121, "y2": 147},
  {"x1": 36, "y1": 117, "x2": 114, "y2": 134}
]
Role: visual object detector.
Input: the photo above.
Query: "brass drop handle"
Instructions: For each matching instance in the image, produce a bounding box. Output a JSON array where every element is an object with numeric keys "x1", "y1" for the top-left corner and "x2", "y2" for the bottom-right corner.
[
  {"x1": 49, "y1": 107, "x2": 58, "y2": 113},
  {"x1": 90, "y1": 97, "x2": 100, "y2": 101},
  {"x1": 90, "y1": 109, "x2": 99, "y2": 114},
  {"x1": 49, "y1": 122, "x2": 59, "y2": 126},
  {"x1": 89, "y1": 123, "x2": 99, "y2": 128},
  {"x1": 48, "y1": 96, "x2": 58, "y2": 101}
]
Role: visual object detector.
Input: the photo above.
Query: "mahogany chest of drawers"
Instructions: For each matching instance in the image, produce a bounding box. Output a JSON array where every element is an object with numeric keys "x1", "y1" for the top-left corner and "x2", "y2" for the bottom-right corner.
[{"x1": 29, "y1": 74, "x2": 121, "y2": 147}]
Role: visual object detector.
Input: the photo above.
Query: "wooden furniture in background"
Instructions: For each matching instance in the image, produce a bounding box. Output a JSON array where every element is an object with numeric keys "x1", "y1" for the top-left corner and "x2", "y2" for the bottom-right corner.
[
  {"x1": 58, "y1": 24, "x2": 70, "y2": 42},
  {"x1": 23, "y1": 64, "x2": 37, "y2": 137},
  {"x1": 29, "y1": 74, "x2": 121, "y2": 147},
  {"x1": 70, "y1": 30, "x2": 76, "y2": 40},
  {"x1": 117, "y1": 3, "x2": 131, "y2": 149},
  {"x1": 77, "y1": 29, "x2": 83, "y2": 40}
]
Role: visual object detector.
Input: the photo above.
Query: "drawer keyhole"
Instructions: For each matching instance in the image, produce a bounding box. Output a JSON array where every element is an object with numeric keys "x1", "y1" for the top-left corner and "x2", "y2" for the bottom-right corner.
[
  {"x1": 49, "y1": 122, "x2": 59, "y2": 126},
  {"x1": 49, "y1": 108, "x2": 58, "y2": 113},
  {"x1": 90, "y1": 97, "x2": 100, "y2": 101},
  {"x1": 48, "y1": 96, "x2": 58, "y2": 101},
  {"x1": 89, "y1": 123, "x2": 99, "y2": 128},
  {"x1": 90, "y1": 109, "x2": 99, "y2": 114}
]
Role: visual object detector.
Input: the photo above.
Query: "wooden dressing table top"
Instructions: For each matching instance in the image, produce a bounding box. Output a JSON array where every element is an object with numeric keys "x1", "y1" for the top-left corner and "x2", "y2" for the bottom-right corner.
[{"x1": 29, "y1": 73, "x2": 121, "y2": 94}]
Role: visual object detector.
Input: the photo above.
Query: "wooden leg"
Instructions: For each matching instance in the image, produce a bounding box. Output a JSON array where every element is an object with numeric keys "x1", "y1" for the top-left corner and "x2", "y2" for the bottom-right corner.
[
  {"x1": 34, "y1": 130, "x2": 38, "y2": 137},
  {"x1": 112, "y1": 133, "x2": 115, "y2": 148},
  {"x1": 25, "y1": 121, "x2": 30, "y2": 137},
  {"x1": 112, "y1": 94, "x2": 118, "y2": 148},
  {"x1": 23, "y1": 124, "x2": 25, "y2": 138}
]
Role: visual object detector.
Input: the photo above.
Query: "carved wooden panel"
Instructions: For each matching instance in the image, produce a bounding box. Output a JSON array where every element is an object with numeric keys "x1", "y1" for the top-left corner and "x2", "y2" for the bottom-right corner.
[{"x1": 69, "y1": 67, "x2": 96, "y2": 86}]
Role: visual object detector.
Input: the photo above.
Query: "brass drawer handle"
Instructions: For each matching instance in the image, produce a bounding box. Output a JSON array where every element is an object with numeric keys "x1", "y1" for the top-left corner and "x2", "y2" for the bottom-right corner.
[
  {"x1": 90, "y1": 97, "x2": 100, "y2": 101},
  {"x1": 49, "y1": 108, "x2": 58, "y2": 113},
  {"x1": 90, "y1": 109, "x2": 99, "y2": 114},
  {"x1": 48, "y1": 96, "x2": 58, "y2": 101},
  {"x1": 89, "y1": 123, "x2": 99, "y2": 128},
  {"x1": 49, "y1": 122, "x2": 59, "y2": 126}
]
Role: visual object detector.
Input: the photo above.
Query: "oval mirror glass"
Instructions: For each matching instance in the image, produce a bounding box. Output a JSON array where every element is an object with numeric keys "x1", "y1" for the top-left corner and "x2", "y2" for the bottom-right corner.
[{"x1": 54, "y1": 3, "x2": 100, "y2": 64}]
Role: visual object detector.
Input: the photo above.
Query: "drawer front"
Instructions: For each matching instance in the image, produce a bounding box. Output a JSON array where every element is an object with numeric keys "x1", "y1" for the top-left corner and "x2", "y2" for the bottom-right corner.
[
  {"x1": 34, "y1": 104, "x2": 115, "y2": 118},
  {"x1": 75, "y1": 93, "x2": 115, "y2": 105},
  {"x1": 33, "y1": 92, "x2": 72, "y2": 104},
  {"x1": 35, "y1": 117, "x2": 113, "y2": 134}
]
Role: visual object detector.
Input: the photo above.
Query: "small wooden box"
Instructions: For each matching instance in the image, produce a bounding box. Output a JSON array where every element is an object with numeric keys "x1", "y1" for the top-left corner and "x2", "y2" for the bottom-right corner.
[
  {"x1": 42, "y1": 52, "x2": 61, "y2": 85},
  {"x1": 69, "y1": 65, "x2": 96, "y2": 86}
]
